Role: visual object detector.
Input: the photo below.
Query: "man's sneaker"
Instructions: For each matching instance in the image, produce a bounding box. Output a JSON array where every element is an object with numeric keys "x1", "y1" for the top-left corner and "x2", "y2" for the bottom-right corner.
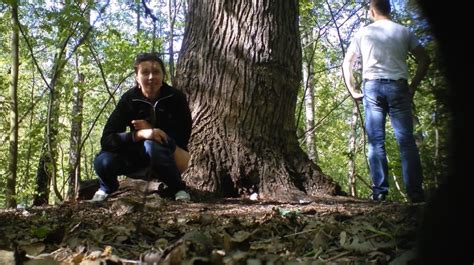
[
  {"x1": 175, "y1": 190, "x2": 191, "y2": 201},
  {"x1": 370, "y1": 193, "x2": 386, "y2": 201},
  {"x1": 91, "y1": 189, "x2": 108, "y2": 202}
]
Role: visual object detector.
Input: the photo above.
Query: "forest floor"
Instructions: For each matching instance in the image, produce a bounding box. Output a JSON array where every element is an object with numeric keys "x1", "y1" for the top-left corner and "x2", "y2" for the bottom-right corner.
[{"x1": 0, "y1": 180, "x2": 425, "y2": 265}]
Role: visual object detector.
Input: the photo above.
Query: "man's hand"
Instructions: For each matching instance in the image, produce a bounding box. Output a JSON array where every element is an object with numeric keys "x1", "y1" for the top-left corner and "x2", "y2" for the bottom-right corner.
[{"x1": 351, "y1": 91, "x2": 364, "y2": 101}]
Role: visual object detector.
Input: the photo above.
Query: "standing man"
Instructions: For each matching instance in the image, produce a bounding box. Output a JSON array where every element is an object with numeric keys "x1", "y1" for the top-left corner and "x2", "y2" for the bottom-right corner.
[{"x1": 342, "y1": 0, "x2": 430, "y2": 202}]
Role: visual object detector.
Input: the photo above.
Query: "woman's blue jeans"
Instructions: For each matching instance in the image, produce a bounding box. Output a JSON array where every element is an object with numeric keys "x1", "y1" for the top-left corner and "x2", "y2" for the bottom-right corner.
[
  {"x1": 363, "y1": 79, "x2": 424, "y2": 201},
  {"x1": 93, "y1": 138, "x2": 185, "y2": 194}
]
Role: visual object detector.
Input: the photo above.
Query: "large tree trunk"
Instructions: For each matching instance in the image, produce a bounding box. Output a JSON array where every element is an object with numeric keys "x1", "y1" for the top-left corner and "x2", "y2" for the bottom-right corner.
[
  {"x1": 175, "y1": 0, "x2": 341, "y2": 202},
  {"x1": 6, "y1": 2, "x2": 19, "y2": 208}
]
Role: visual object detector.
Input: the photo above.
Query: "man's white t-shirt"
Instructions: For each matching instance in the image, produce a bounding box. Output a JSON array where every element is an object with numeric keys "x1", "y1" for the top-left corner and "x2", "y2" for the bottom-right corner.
[{"x1": 347, "y1": 19, "x2": 420, "y2": 80}]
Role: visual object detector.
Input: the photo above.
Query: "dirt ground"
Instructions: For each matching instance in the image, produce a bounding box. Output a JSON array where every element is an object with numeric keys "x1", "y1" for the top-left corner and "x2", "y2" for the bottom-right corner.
[{"x1": 0, "y1": 181, "x2": 425, "y2": 264}]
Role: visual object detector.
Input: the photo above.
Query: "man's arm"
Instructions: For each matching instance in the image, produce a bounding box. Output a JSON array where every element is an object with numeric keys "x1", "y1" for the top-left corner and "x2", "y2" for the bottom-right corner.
[
  {"x1": 409, "y1": 45, "x2": 431, "y2": 97},
  {"x1": 342, "y1": 49, "x2": 363, "y2": 100}
]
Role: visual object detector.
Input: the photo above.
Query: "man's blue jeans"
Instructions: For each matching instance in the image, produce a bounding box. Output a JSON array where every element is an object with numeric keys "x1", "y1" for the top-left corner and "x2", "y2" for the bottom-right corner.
[
  {"x1": 363, "y1": 79, "x2": 424, "y2": 201},
  {"x1": 93, "y1": 138, "x2": 185, "y2": 195}
]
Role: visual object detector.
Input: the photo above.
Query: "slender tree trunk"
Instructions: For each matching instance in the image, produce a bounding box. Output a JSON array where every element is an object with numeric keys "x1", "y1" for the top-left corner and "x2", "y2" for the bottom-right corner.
[
  {"x1": 67, "y1": 68, "x2": 84, "y2": 200},
  {"x1": 433, "y1": 107, "x2": 439, "y2": 187},
  {"x1": 301, "y1": 29, "x2": 318, "y2": 162},
  {"x1": 168, "y1": 0, "x2": 176, "y2": 83},
  {"x1": 34, "y1": 44, "x2": 63, "y2": 205},
  {"x1": 34, "y1": 85, "x2": 61, "y2": 205},
  {"x1": 6, "y1": 2, "x2": 19, "y2": 208},
  {"x1": 136, "y1": 0, "x2": 140, "y2": 45},
  {"x1": 347, "y1": 104, "x2": 358, "y2": 196},
  {"x1": 25, "y1": 68, "x2": 36, "y2": 197},
  {"x1": 175, "y1": 0, "x2": 341, "y2": 202},
  {"x1": 66, "y1": 4, "x2": 90, "y2": 201},
  {"x1": 303, "y1": 68, "x2": 317, "y2": 161}
]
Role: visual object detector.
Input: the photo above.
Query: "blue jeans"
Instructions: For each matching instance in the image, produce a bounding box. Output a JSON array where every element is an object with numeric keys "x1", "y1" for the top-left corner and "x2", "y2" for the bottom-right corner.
[
  {"x1": 93, "y1": 138, "x2": 185, "y2": 194},
  {"x1": 363, "y1": 79, "x2": 424, "y2": 201}
]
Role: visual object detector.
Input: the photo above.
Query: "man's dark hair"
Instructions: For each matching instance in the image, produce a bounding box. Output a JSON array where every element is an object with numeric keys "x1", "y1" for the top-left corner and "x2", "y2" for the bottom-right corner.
[
  {"x1": 133, "y1": 52, "x2": 167, "y2": 78},
  {"x1": 370, "y1": 0, "x2": 391, "y2": 15}
]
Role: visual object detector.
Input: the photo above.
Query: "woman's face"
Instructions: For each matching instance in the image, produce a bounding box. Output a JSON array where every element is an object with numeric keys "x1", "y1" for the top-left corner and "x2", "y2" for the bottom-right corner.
[{"x1": 135, "y1": 60, "x2": 164, "y2": 96}]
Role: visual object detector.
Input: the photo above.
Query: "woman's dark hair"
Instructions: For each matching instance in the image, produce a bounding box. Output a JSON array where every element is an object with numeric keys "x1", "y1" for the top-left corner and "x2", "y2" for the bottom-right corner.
[
  {"x1": 370, "y1": 0, "x2": 391, "y2": 16},
  {"x1": 133, "y1": 52, "x2": 167, "y2": 78}
]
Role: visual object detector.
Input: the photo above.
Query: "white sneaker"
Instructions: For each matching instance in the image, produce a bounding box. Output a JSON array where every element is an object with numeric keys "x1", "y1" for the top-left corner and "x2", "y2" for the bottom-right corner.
[
  {"x1": 175, "y1": 190, "x2": 191, "y2": 201},
  {"x1": 91, "y1": 189, "x2": 108, "y2": 202}
]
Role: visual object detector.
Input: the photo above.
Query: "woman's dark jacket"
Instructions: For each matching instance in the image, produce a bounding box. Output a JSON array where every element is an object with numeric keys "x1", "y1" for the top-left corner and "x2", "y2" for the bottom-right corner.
[{"x1": 100, "y1": 83, "x2": 192, "y2": 152}]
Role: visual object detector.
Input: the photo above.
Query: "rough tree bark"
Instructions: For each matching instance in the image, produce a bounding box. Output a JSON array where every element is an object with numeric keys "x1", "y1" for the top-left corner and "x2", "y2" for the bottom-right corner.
[{"x1": 175, "y1": 0, "x2": 342, "y2": 201}]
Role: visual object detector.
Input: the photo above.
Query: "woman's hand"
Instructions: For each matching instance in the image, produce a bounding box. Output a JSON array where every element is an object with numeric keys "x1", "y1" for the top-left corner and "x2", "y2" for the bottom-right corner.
[
  {"x1": 131, "y1": 119, "x2": 152, "y2": 130},
  {"x1": 134, "y1": 128, "x2": 168, "y2": 144},
  {"x1": 151, "y1": 128, "x2": 168, "y2": 144}
]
